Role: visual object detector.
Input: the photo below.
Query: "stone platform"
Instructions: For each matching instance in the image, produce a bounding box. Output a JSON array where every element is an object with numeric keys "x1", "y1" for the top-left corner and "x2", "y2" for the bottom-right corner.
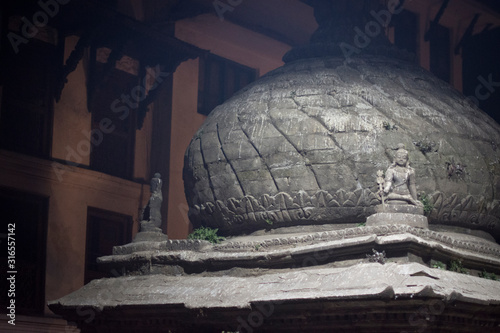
[
  {"x1": 49, "y1": 222, "x2": 500, "y2": 332},
  {"x1": 49, "y1": 261, "x2": 500, "y2": 332},
  {"x1": 101, "y1": 224, "x2": 499, "y2": 275}
]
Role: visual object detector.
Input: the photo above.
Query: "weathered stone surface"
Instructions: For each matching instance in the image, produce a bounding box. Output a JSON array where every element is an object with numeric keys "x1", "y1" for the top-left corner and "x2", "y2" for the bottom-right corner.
[
  {"x1": 50, "y1": 262, "x2": 500, "y2": 308},
  {"x1": 48, "y1": 262, "x2": 500, "y2": 332},
  {"x1": 184, "y1": 55, "x2": 500, "y2": 240}
]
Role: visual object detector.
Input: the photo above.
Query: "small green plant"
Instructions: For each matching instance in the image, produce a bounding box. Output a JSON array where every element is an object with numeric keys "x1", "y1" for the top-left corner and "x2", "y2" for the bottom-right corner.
[
  {"x1": 357, "y1": 222, "x2": 366, "y2": 227},
  {"x1": 419, "y1": 193, "x2": 434, "y2": 215},
  {"x1": 255, "y1": 244, "x2": 261, "y2": 251},
  {"x1": 265, "y1": 218, "x2": 273, "y2": 226},
  {"x1": 188, "y1": 226, "x2": 225, "y2": 244},
  {"x1": 383, "y1": 121, "x2": 397, "y2": 131},
  {"x1": 478, "y1": 270, "x2": 498, "y2": 281},
  {"x1": 432, "y1": 261, "x2": 446, "y2": 270},
  {"x1": 449, "y1": 259, "x2": 468, "y2": 274}
]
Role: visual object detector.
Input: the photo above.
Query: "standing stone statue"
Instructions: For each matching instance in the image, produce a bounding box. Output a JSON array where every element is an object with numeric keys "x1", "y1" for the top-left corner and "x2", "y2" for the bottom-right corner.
[
  {"x1": 134, "y1": 172, "x2": 168, "y2": 243},
  {"x1": 148, "y1": 172, "x2": 163, "y2": 228},
  {"x1": 381, "y1": 144, "x2": 423, "y2": 207}
]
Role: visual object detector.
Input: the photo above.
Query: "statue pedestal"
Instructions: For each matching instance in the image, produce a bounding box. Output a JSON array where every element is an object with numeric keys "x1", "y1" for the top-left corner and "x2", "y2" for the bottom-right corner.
[
  {"x1": 366, "y1": 204, "x2": 428, "y2": 229},
  {"x1": 133, "y1": 221, "x2": 168, "y2": 243}
]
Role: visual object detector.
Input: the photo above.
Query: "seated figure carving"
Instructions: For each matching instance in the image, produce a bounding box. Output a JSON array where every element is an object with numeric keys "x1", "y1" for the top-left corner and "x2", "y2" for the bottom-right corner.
[{"x1": 382, "y1": 144, "x2": 423, "y2": 207}]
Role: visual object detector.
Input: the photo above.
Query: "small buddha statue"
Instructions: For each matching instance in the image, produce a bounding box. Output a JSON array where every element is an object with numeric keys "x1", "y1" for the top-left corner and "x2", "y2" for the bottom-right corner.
[{"x1": 381, "y1": 144, "x2": 422, "y2": 207}]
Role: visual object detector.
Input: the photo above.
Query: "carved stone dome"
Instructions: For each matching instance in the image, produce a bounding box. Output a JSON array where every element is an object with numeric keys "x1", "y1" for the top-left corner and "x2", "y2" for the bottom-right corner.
[{"x1": 183, "y1": 2, "x2": 500, "y2": 240}]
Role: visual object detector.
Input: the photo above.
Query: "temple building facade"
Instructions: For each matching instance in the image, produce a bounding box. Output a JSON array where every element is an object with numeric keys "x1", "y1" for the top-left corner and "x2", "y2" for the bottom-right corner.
[{"x1": 1, "y1": 0, "x2": 500, "y2": 331}]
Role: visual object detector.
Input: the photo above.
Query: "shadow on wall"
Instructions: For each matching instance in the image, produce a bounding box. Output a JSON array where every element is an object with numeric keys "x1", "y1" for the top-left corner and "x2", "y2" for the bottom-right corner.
[{"x1": 462, "y1": 26, "x2": 500, "y2": 124}]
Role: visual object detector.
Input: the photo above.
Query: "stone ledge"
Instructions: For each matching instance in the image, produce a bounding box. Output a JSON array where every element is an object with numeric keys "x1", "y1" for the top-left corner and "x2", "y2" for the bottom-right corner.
[
  {"x1": 113, "y1": 239, "x2": 212, "y2": 255},
  {"x1": 111, "y1": 224, "x2": 500, "y2": 258},
  {"x1": 216, "y1": 224, "x2": 500, "y2": 257},
  {"x1": 99, "y1": 226, "x2": 500, "y2": 277},
  {"x1": 49, "y1": 262, "x2": 500, "y2": 310}
]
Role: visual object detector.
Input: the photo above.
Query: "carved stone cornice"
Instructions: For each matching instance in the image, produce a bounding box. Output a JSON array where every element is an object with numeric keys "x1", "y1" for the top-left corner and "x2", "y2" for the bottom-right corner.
[
  {"x1": 189, "y1": 189, "x2": 500, "y2": 241},
  {"x1": 103, "y1": 223, "x2": 500, "y2": 277}
]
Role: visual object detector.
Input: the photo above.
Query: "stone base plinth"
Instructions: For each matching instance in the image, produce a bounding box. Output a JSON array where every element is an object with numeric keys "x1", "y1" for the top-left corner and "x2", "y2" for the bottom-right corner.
[
  {"x1": 367, "y1": 203, "x2": 428, "y2": 229},
  {"x1": 133, "y1": 221, "x2": 168, "y2": 243},
  {"x1": 133, "y1": 231, "x2": 169, "y2": 243},
  {"x1": 374, "y1": 203, "x2": 424, "y2": 215},
  {"x1": 366, "y1": 212, "x2": 428, "y2": 228}
]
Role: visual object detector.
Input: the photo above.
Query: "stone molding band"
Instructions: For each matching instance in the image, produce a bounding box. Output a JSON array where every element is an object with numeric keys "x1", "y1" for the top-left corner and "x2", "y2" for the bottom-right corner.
[
  {"x1": 215, "y1": 224, "x2": 500, "y2": 258},
  {"x1": 188, "y1": 189, "x2": 500, "y2": 239},
  {"x1": 110, "y1": 224, "x2": 500, "y2": 261}
]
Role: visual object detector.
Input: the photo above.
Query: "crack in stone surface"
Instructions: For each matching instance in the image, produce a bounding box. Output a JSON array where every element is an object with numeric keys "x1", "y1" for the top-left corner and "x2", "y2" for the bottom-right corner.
[
  {"x1": 266, "y1": 100, "x2": 322, "y2": 190},
  {"x1": 198, "y1": 136, "x2": 217, "y2": 202},
  {"x1": 290, "y1": 94, "x2": 358, "y2": 177},
  {"x1": 216, "y1": 123, "x2": 246, "y2": 196},
  {"x1": 237, "y1": 115, "x2": 280, "y2": 193}
]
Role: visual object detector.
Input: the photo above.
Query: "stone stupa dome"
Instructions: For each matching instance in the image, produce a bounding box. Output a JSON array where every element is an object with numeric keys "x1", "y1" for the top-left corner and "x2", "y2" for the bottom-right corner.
[
  {"x1": 183, "y1": 1, "x2": 500, "y2": 241},
  {"x1": 50, "y1": 3, "x2": 500, "y2": 331}
]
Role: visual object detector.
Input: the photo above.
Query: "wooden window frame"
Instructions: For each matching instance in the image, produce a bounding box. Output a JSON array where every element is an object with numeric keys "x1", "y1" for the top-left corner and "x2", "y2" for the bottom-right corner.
[
  {"x1": 429, "y1": 23, "x2": 451, "y2": 83},
  {"x1": 197, "y1": 53, "x2": 257, "y2": 116},
  {"x1": 87, "y1": 46, "x2": 138, "y2": 179},
  {"x1": 392, "y1": 9, "x2": 419, "y2": 60},
  {"x1": 85, "y1": 207, "x2": 132, "y2": 284},
  {"x1": 0, "y1": 34, "x2": 58, "y2": 158}
]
